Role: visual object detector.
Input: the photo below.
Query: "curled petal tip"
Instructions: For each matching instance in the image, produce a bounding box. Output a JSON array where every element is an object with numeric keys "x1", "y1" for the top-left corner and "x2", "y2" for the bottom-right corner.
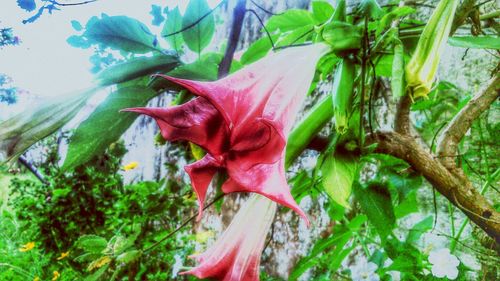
[{"x1": 120, "y1": 107, "x2": 147, "y2": 114}]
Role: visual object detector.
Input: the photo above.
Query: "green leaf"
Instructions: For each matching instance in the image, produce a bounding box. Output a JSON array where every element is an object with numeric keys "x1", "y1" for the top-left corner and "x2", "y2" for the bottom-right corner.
[
  {"x1": 76, "y1": 235, "x2": 108, "y2": 254},
  {"x1": 266, "y1": 9, "x2": 315, "y2": 32},
  {"x1": 312, "y1": 0, "x2": 334, "y2": 23},
  {"x1": 182, "y1": 0, "x2": 215, "y2": 54},
  {"x1": 448, "y1": 36, "x2": 500, "y2": 49},
  {"x1": 321, "y1": 151, "x2": 358, "y2": 208},
  {"x1": 375, "y1": 54, "x2": 393, "y2": 77},
  {"x1": 116, "y1": 250, "x2": 142, "y2": 264},
  {"x1": 240, "y1": 34, "x2": 279, "y2": 65},
  {"x1": 394, "y1": 190, "x2": 418, "y2": 219},
  {"x1": 354, "y1": 182, "x2": 395, "y2": 241},
  {"x1": 358, "y1": 0, "x2": 384, "y2": 19},
  {"x1": 406, "y1": 216, "x2": 433, "y2": 244},
  {"x1": 0, "y1": 88, "x2": 97, "y2": 163},
  {"x1": 95, "y1": 55, "x2": 179, "y2": 86},
  {"x1": 63, "y1": 86, "x2": 157, "y2": 170},
  {"x1": 275, "y1": 25, "x2": 315, "y2": 48},
  {"x1": 85, "y1": 16, "x2": 158, "y2": 53},
  {"x1": 162, "y1": 7, "x2": 184, "y2": 52},
  {"x1": 290, "y1": 215, "x2": 366, "y2": 280},
  {"x1": 168, "y1": 61, "x2": 217, "y2": 81},
  {"x1": 71, "y1": 20, "x2": 83, "y2": 31}
]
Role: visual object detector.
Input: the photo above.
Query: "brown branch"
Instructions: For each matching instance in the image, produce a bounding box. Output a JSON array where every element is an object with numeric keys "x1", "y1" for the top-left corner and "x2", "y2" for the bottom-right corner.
[
  {"x1": 369, "y1": 131, "x2": 500, "y2": 243},
  {"x1": 394, "y1": 95, "x2": 412, "y2": 135},
  {"x1": 436, "y1": 76, "x2": 499, "y2": 170},
  {"x1": 450, "y1": 0, "x2": 477, "y2": 35}
]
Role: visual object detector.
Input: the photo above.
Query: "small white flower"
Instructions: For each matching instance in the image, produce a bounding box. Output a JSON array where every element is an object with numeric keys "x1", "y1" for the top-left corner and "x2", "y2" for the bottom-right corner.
[
  {"x1": 352, "y1": 261, "x2": 380, "y2": 281},
  {"x1": 428, "y1": 248, "x2": 460, "y2": 280}
]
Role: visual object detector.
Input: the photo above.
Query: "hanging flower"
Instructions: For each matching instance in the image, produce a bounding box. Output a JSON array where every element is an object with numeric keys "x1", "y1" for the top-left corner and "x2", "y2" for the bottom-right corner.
[
  {"x1": 124, "y1": 44, "x2": 329, "y2": 223},
  {"x1": 405, "y1": 0, "x2": 459, "y2": 98},
  {"x1": 19, "y1": 241, "x2": 35, "y2": 252},
  {"x1": 428, "y1": 248, "x2": 460, "y2": 280},
  {"x1": 181, "y1": 194, "x2": 277, "y2": 281}
]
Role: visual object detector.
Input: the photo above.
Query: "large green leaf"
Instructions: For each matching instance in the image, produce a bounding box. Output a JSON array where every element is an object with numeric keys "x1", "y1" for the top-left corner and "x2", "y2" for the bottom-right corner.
[
  {"x1": 406, "y1": 216, "x2": 433, "y2": 244},
  {"x1": 95, "y1": 55, "x2": 179, "y2": 86},
  {"x1": 312, "y1": 0, "x2": 334, "y2": 23},
  {"x1": 240, "y1": 34, "x2": 279, "y2": 65},
  {"x1": 448, "y1": 36, "x2": 500, "y2": 49},
  {"x1": 321, "y1": 151, "x2": 358, "y2": 208},
  {"x1": 168, "y1": 52, "x2": 221, "y2": 80},
  {"x1": 162, "y1": 7, "x2": 184, "y2": 52},
  {"x1": 85, "y1": 16, "x2": 159, "y2": 53},
  {"x1": 62, "y1": 86, "x2": 157, "y2": 170},
  {"x1": 0, "y1": 88, "x2": 97, "y2": 163},
  {"x1": 182, "y1": 0, "x2": 215, "y2": 54},
  {"x1": 354, "y1": 182, "x2": 395, "y2": 241},
  {"x1": 266, "y1": 9, "x2": 315, "y2": 32}
]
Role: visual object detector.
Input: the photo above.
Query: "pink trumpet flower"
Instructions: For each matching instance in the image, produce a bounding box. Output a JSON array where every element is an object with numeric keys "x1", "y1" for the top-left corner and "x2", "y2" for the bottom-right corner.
[
  {"x1": 181, "y1": 194, "x2": 277, "y2": 281},
  {"x1": 124, "y1": 44, "x2": 329, "y2": 223}
]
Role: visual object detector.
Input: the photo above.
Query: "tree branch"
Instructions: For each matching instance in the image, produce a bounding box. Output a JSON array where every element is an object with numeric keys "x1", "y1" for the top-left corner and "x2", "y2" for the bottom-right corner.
[
  {"x1": 369, "y1": 131, "x2": 500, "y2": 243},
  {"x1": 18, "y1": 156, "x2": 47, "y2": 185},
  {"x1": 450, "y1": 0, "x2": 477, "y2": 35},
  {"x1": 436, "y1": 76, "x2": 499, "y2": 170},
  {"x1": 394, "y1": 94, "x2": 412, "y2": 135},
  {"x1": 218, "y1": 0, "x2": 247, "y2": 78}
]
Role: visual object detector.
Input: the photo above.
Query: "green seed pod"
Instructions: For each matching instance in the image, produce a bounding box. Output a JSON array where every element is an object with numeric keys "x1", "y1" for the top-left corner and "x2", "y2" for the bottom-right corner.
[
  {"x1": 391, "y1": 40, "x2": 406, "y2": 99},
  {"x1": 332, "y1": 59, "x2": 356, "y2": 134},
  {"x1": 321, "y1": 22, "x2": 362, "y2": 53}
]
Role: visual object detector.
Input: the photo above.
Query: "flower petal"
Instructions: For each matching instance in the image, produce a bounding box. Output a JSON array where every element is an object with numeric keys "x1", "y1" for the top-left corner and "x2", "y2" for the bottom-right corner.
[
  {"x1": 123, "y1": 97, "x2": 229, "y2": 156},
  {"x1": 184, "y1": 155, "x2": 221, "y2": 220},
  {"x1": 224, "y1": 158, "x2": 309, "y2": 225},
  {"x1": 181, "y1": 194, "x2": 276, "y2": 281},
  {"x1": 229, "y1": 118, "x2": 285, "y2": 169}
]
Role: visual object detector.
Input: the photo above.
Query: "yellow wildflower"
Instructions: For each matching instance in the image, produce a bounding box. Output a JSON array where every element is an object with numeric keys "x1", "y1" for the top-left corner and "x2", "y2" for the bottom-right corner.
[
  {"x1": 87, "y1": 256, "x2": 112, "y2": 271},
  {"x1": 19, "y1": 242, "x2": 35, "y2": 252},
  {"x1": 52, "y1": 271, "x2": 60, "y2": 281},
  {"x1": 122, "y1": 161, "x2": 139, "y2": 171},
  {"x1": 57, "y1": 251, "x2": 70, "y2": 260},
  {"x1": 33, "y1": 277, "x2": 40, "y2": 281}
]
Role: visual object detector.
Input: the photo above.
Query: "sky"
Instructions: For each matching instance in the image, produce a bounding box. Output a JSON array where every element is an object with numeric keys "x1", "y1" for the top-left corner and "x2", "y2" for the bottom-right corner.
[{"x1": 0, "y1": 0, "x2": 221, "y2": 98}]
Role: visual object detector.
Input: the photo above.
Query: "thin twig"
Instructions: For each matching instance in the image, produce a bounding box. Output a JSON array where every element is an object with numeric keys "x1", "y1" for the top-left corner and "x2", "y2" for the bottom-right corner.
[
  {"x1": 18, "y1": 156, "x2": 47, "y2": 185},
  {"x1": 143, "y1": 193, "x2": 225, "y2": 252},
  {"x1": 163, "y1": 0, "x2": 226, "y2": 38},
  {"x1": 250, "y1": 0, "x2": 283, "y2": 15},
  {"x1": 246, "y1": 9, "x2": 275, "y2": 49},
  {"x1": 48, "y1": 0, "x2": 98, "y2": 6}
]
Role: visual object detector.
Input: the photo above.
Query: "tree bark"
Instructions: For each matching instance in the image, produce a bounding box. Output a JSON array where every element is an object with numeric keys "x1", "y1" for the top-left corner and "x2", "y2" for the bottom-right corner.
[
  {"x1": 369, "y1": 131, "x2": 500, "y2": 243},
  {"x1": 437, "y1": 76, "x2": 499, "y2": 171}
]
